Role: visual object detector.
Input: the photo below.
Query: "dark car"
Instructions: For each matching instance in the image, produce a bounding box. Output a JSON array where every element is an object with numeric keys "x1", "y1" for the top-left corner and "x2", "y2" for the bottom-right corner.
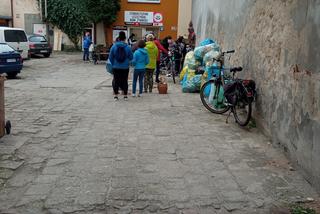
[
  {"x1": 28, "y1": 34, "x2": 52, "y2": 57},
  {"x1": 0, "y1": 43, "x2": 23, "y2": 78}
]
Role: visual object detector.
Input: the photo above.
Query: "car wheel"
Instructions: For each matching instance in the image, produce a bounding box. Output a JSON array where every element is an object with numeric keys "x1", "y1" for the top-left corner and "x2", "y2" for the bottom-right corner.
[
  {"x1": 43, "y1": 53, "x2": 50, "y2": 58},
  {"x1": 7, "y1": 72, "x2": 17, "y2": 79}
]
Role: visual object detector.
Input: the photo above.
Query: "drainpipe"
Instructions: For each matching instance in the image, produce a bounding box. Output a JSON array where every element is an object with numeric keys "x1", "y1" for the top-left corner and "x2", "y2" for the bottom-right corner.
[{"x1": 10, "y1": 0, "x2": 14, "y2": 27}]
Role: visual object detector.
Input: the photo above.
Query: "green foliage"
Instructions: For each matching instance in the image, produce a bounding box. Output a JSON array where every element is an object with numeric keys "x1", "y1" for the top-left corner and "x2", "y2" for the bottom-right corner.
[
  {"x1": 44, "y1": 0, "x2": 89, "y2": 49},
  {"x1": 291, "y1": 205, "x2": 316, "y2": 214},
  {"x1": 85, "y1": 0, "x2": 121, "y2": 25},
  {"x1": 38, "y1": 0, "x2": 121, "y2": 48}
]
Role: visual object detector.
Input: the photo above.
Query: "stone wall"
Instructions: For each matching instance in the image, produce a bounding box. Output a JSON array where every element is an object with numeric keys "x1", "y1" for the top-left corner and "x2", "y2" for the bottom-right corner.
[{"x1": 192, "y1": 0, "x2": 320, "y2": 192}]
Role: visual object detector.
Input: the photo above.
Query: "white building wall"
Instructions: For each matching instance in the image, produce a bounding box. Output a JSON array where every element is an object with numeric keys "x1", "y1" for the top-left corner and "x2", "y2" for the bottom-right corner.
[
  {"x1": 0, "y1": 0, "x2": 12, "y2": 17},
  {"x1": 12, "y1": 0, "x2": 39, "y2": 29},
  {"x1": 178, "y1": 0, "x2": 192, "y2": 38}
]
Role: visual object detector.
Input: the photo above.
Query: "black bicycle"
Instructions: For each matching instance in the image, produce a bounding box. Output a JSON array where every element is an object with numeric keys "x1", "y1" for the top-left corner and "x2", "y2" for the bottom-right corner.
[
  {"x1": 200, "y1": 50, "x2": 256, "y2": 126},
  {"x1": 159, "y1": 51, "x2": 176, "y2": 84}
]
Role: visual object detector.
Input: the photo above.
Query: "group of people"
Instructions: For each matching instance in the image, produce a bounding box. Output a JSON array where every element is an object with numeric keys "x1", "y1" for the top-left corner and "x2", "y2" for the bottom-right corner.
[{"x1": 105, "y1": 31, "x2": 189, "y2": 101}]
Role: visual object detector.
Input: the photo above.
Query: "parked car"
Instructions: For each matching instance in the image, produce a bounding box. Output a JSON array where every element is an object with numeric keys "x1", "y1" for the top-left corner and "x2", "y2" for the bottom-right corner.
[
  {"x1": 0, "y1": 27, "x2": 29, "y2": 60},
  {"x1": 28, "y1": 34, "x2": 52, "y2": 58},
  {"x1": 0, "y1": 43, "x2": 23, "y2": 78}
]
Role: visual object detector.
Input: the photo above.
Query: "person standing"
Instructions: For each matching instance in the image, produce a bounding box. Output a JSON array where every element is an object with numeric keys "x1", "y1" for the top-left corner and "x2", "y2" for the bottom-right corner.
[
  {"x1": 144, "y1": 34, "x2": 158, "y2": 93},
  {"x1": 83, "y1": 32, "x2": 92, "y2": 61},
  {"x1": 161, "y1": 36, "x2": 172, "y2": 51},
  {"x1": 173, "y1": 36, "x2": 186, "y2": 76},
  {"x1": 131, "y1": 40, "x2": 149, "y2": 97},
  {"x1": 109, "y1": 31, "x2": 133, "y2": 101},
  {"x1": 128, "y1": 33, "x2": 136, "y2": 47},
  {"x1": 154, "y1": 37, "x2": 168, "y2": 83}
]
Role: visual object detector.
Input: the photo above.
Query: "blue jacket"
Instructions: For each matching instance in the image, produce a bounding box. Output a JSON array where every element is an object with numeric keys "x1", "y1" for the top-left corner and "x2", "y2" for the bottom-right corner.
[
  {"x1": 83, "y1": 36, "x2": 91, "y2": 49},
  {"x1": 109, "y1": 42, "x2": 133, "y2": 69},
  {"x1": 132, "y1": 48, "x2": 149, "y2": 70}
]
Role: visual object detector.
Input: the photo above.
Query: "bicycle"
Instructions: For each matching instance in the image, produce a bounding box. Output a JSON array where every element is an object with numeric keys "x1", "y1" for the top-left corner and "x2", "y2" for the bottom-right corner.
[
  {"x1": 159, "y1": 51, "x2": 176, "y2": 84},
  {"x1": 200, "y1": 50, "x2": 256, "y2": 126}
]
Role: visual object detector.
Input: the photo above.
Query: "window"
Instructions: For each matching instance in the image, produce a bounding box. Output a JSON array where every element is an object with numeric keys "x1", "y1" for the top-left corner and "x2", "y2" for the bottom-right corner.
[
  {"x1": 29, "y1": 36, "x2": 47, "y2": 42},
  {"x1": 0, "y1": 44, "x2": 15, "y2": 53},
  {"x1": 4, "y1": 30, "x2": 28, "y2": 42}
]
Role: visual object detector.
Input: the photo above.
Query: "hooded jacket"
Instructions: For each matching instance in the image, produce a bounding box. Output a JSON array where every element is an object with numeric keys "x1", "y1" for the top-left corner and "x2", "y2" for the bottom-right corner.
[
  {"x1": 83, "y1": 36, "x2": 92, "y2": 49},
  {"x1": 145, "y1": 41, "x2": 158, "y2": 69},
  {"x1": 132, "y1": 48, "x2": 149, "y2": 70},
  {"x1": 154, "y1": 39, "x2": 168, "y2": 61},
  {"x1": 109, "y1": 41, "x2": 133, "y2": 69}
]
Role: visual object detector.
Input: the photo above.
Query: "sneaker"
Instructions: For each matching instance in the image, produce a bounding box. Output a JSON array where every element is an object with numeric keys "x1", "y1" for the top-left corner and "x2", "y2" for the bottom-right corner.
[
  {"x1": 132, "y1": 94, "x2": 136, "y2": 97},
  {"x1": 114, "y1": 96, "x2": 119, "y2": 101},
  {"x1": 124, "y1": 96, "x2": 128, "y2": 101},
  {"x1": 166, "y1": 74, "x2": 172, "y2": 77},
  {"x1": 138, "y1": 94, "x2": 141, "y2": 97}
]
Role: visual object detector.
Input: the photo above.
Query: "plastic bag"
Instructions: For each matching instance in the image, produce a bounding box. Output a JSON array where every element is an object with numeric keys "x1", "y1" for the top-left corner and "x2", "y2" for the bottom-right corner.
[
  {"x1": 183, "y1": 51, "x2": 200, "y2": 70},
  {"x1": 180, "y1": 66, "x2": 188, "y2": 81},
  {"x1": 191, "y1": 74, "x2": 202, "y2": 90},
  {"x1": 194, "y1": 43, "x2": 220, "y2": 62},
  {"x1": 106, "y1": 59, "x2": 113, "y2": 74},
  {"x1": 199, "y1": 38, "x2": 215, "y2": 46},
  {"x1": 203, "y1": 50, "x2": 221, "y2": 67},
  {"x1": 182, "y1": 74, "x2": 202, "y2": 93}
]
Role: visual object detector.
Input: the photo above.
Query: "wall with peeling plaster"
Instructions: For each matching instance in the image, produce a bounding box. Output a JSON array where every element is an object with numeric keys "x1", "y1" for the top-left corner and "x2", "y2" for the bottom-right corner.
[{"x1": 192, "y1": 0, "x2": 320, "y2": 192}]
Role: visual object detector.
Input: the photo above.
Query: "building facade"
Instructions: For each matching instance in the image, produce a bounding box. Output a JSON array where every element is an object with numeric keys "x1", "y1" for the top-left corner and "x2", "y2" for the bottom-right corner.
[
  {"x1": 105, "y1": 0, "x2": 179, "y2": 46},
  {"x1": 177, "y1": 0, "x2": 192, "y2": 39},
  {"x1": 0, "y1": 0, "x2": 13, "y2": 27}
]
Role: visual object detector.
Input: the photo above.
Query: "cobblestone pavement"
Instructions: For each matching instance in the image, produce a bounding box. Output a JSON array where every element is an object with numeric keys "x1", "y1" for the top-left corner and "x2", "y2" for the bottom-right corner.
[{"x1": 0, "y1": 53, "x2": 318, "y2": 214}]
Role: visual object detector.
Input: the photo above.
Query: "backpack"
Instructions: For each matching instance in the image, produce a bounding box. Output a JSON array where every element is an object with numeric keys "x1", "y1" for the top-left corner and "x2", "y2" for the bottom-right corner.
[{"x1": 115, "y1": 45, "x2": 127, "y2": 63}]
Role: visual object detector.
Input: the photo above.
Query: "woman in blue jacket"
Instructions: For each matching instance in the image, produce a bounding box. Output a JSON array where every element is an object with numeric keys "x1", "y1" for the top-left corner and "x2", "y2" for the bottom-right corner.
[{"x1": 131, "y1": 40, "x2": 149, "y2": 97}]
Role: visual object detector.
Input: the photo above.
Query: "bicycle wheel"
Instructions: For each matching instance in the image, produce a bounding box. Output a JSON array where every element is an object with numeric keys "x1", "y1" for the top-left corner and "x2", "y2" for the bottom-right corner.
[
  {"x1": 200, "y1": 79, "x2": 229, "y2": 114},
  {"x1": 232, "y1": 98, "x2": 252, "y2": 126}
]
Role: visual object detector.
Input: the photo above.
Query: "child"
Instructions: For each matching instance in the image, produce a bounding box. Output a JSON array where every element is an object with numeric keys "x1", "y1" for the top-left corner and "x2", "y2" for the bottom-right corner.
[{"x1": 132, "y1": 40, "x2": 149, "y2": 97}]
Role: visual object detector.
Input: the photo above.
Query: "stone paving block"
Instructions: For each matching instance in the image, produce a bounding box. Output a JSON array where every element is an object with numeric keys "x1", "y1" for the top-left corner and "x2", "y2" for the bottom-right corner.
[
  {"x1": 111, "y1": 176, "x2": 137, "y2": 188},
  {"x1": 0, "y1": 160, "x2": 24, "y2": 170},
  {"x1": 34, "y1": 174, "x2": 60, "y2": 184},
  {"x1": 220, "y1": 190, "x2": 248, "y2": 203},
  {"x1": 47, "y1": 159, "x2": 70, "y2": 167},
  {"x1": 7, "y1": 169, "x2": 37, "y2": 187},
  {"x1": 109, "y1": 188, "x2": 136, "y2": 200},
  {"x1": 24, "y1": 184, "x2": 52, "y2": 196},
  {"x1": 76, "y1": 192, "x2": 105, "y2": 206},
  {"x1": 42, "y1": 166, "x2": 66, "y2": 175},
  {"x1": 0, "y1": 168, "x2": 14, "y2": 179},
  {"x1": 1, "y1": 54, "x2": 318, "y2": 213}
]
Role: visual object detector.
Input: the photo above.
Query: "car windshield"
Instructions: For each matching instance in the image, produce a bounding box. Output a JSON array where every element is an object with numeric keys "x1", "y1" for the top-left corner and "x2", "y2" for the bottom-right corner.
[
  {"x1": 29, "y1": 36, "x2": 47, "y2": 42},
  {"x1": 4, "y1": 30, "x2": 28, "y2": 42},
  {"x1": 0, "y1": 44, "x2": 15, "y2": 53}
]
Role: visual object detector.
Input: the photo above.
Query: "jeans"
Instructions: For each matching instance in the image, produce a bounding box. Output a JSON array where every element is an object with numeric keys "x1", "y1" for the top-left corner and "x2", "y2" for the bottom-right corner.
[
  {"x1": 132, "y1": 69, "x2": 145, "y2": 95},
  {"x1": 155, "y1": 61, "x2": 160, "y2": 83},
  {"x1": 112, "y1": 68, "x2": 129, "y2": 95},
  {"x1": 83, "y1": 48, "x2": 89, "y2": 61}
]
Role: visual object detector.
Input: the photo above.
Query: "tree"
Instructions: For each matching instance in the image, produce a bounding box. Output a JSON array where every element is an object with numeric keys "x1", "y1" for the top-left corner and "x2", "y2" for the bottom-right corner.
[
  {"x1": 39, "y1": 0, "x2": 90, "y2": 49},
  {"x1": 38, "y1": 0, "x2": 120, "y2": 48},
  {"x1": 85, "y1": 0, "x2": 120, "y2": 25}
]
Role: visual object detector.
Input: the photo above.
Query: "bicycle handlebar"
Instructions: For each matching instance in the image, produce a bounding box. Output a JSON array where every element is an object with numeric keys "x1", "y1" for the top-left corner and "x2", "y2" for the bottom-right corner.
[{"x1": 222, "y1": 50, "x2": 235, "y2": 54}]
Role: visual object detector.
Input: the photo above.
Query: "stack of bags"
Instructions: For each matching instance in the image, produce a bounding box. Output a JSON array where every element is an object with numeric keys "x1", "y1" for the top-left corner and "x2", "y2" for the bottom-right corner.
[{"x1": 180, "y1": 39, "x2": 221, "y2": 93}]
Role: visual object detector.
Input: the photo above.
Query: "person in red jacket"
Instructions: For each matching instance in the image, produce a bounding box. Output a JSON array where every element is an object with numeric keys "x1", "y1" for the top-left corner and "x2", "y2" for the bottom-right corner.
[{"x1": 154, "y1": 37, "x2": 168, "y2": 83}]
